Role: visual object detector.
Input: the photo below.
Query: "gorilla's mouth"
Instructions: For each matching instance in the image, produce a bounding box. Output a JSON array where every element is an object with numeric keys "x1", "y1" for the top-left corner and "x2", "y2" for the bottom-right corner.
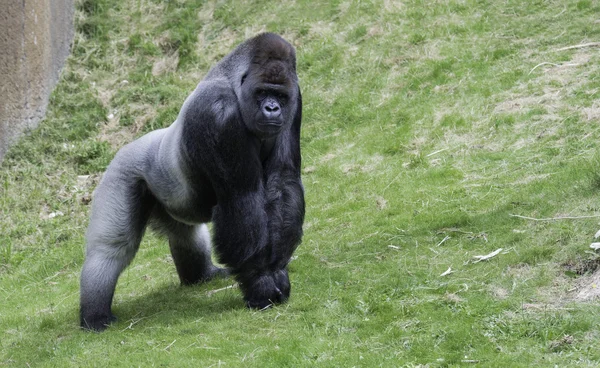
[{"x1": 255, "y1": 122, "x2": 283, "y2": 138}]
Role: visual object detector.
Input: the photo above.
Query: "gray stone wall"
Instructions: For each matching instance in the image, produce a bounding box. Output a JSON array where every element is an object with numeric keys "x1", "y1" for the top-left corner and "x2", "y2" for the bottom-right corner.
[{"x1": 0, "y1": 0, "x2": 74, "y2": 161}]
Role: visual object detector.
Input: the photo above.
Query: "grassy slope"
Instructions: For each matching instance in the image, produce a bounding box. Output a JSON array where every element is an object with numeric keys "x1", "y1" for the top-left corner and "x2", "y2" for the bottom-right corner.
[{"x1": 1, "y1": 0, "x2": 600, "y2": 366}]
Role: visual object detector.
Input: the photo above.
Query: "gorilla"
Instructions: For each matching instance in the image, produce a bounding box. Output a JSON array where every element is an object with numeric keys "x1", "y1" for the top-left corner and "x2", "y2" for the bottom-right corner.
[{"x1": 80, "y1": 33, "x2": 304, "y2": 331}]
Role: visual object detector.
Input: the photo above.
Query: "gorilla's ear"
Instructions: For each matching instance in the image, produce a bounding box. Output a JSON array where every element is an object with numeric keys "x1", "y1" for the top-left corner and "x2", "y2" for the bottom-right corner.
[
  {"x1": 288, "y1": 87, "x2": 302, "y2": 170},
  {"x1": 293, "y1": 87, "x2": 302, "y2": 130}
]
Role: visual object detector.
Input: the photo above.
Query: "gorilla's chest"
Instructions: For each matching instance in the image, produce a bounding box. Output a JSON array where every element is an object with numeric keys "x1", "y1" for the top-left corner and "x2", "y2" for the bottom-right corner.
[
  {"x1": 163, "y1": 192, "x2": 216, "y2": 225},
  {"x1": 159, "y1": 180, "x2": 217, "y2": 225}
]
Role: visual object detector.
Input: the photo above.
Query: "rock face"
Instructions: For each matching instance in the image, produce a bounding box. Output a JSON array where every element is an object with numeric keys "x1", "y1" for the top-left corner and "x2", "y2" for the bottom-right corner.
[{"x1": 0, "y1": 0, "x2": 74, "y2": 161}]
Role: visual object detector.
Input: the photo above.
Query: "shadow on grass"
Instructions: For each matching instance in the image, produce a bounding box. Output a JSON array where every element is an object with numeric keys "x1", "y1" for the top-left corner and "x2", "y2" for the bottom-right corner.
[
  {"x1": 13, "y1": 280, "x2": 245, "y2": 365},
  {"x1": 110, "y1": 280, "x2": 244, "y2": 329},
  {"x1": 44, "y1": 278, "x2": 245, "y2": 335}
]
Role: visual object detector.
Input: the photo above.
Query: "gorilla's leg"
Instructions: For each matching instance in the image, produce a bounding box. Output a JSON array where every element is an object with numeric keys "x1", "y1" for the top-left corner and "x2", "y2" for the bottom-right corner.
[
  {"x1": 80, "y1": 254, "x2": 126, "y2": 330},
  {"x1": 150, "y1": 208, "x2": 228, "y2": 285},
  {"x1": 170, "y1": 224, "x2": 229, "y2": 284},
  {"x1": 80, "y1": 178, "x2": 154, "y2": 331}
]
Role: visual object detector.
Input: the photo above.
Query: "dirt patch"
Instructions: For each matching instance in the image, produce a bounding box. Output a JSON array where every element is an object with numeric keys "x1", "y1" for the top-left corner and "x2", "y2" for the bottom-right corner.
[
  {"x1": 197, "y1": 28, "x2": 239, "y2": 59},
  {"x1": 495, "y1": 50, "x2": 594, "y2": 117},
  {"x1": 548, "y1": 335, "x2": 574, "y2": 352},
  {"x1": 341, "y1": 155, "x2": 383, "y2": 174},
  {"x1": 98, "y1": 102, "x2": 156, "y2": 149},
  {"x1": 98, "y1": 114, "x2": 135, "y2": 149},
  {"x1": 563, "y1": 257, "x2": 600, "y2": 275},
  {"x1": 489, "y1": 285, "x2": 509, "y2": 300},
  {"x1": 509, "y1": 173, "x2": 553, "y2": 186},
  {"x1": 506, "y1": 262, "x2": 535, "y2": 278},
  {"x1": 96, "y1": 86, "x2": 115, "y2": 108},
  {"x1": 494, "y1": 92, "x2": 560, "y2": 115},
  {"x1": 309, "y1": 21, "x2": 335, "y2": 38},
  {"x1": 151, "y1": 50, "x2": 179, "y2": 76},
  {"x1": 574, "y1": 271, "x2": 600, "y2": 301},
  {"x1": 563, "y1": 258, "x2": 600, "y2": 301},
  {"x1": 581, "y1": 102, "x2": 600, "y2": 121},
  {"x1": 375, "y1": 196, "x2": 387, "y2": 210}
]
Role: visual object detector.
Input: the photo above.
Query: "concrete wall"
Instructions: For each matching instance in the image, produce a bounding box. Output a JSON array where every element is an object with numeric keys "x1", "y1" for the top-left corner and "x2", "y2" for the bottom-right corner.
[{"x1": 0, "y1": 0, "x2": 74, "y2": 161}]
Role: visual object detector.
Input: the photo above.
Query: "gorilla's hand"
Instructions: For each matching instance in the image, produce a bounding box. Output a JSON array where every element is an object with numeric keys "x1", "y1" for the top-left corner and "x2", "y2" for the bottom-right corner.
[{"x1": 240, "y1": 269, "x2": 290, "y2": 309}]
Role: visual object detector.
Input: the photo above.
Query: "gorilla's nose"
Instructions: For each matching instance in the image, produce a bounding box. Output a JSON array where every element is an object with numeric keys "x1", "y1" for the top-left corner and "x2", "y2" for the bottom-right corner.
[{"x1": 263, "y1": 101, "x2": 281, "y2": 120}]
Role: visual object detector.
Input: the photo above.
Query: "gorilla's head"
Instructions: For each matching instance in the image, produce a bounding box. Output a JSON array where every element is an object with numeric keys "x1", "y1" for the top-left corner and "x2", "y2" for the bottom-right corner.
[{"x1": 237, "y1": 33, "x2": 299, "y2": 139}]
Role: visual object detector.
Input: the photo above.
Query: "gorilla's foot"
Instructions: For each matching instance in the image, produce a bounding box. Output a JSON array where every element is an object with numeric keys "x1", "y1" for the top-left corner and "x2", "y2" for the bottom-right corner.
[
  {"x1": 80, "y1": 312, "x2": 117, "y2": 332},
  {"x1": 206, "y1": 266, "x2": 231, "y2": 281},
  {"x1": 180, "y1": 265, "x2": 231, "y2": 286}
]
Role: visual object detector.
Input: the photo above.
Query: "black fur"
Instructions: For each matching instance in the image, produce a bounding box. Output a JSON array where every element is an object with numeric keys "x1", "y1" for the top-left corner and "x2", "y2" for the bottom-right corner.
[{"x1": 80, "y1": 33, "x2": 304, "y2": 331}]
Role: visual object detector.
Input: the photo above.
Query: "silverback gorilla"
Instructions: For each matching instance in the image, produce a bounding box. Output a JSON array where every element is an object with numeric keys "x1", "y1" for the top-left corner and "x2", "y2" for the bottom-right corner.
[{"x1": 80, "y1": 33, "x2": 304, "y2": 331}]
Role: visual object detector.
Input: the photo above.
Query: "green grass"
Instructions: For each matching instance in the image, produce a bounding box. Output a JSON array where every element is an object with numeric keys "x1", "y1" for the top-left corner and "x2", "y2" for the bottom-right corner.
[{"x1": 2, "y1": 0, "x2": 600, "y2": 366}]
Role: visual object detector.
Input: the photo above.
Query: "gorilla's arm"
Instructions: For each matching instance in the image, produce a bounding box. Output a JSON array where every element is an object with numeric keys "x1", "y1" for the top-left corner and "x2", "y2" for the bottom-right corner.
[
  {"x1": 231, "y1": 91, "x2": 304, "y2": 307},
  {"x1": 251, "y1": 91, "x2": 304, "y2": 304},
  {"x1": 180, "y1": 84, "x2": 304, "y2": 308},
  {"x1": 264, "y1": 91, "x2": 304, "y2": 269},
  {"x1": 180, "y1": 82, "x2": 272, "y2": 278}
]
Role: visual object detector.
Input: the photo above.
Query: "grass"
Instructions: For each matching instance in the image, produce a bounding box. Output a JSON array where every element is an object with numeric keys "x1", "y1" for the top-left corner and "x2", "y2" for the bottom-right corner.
[{"x1": 1, "y1": 0, "x2": 600, "y2": 366}]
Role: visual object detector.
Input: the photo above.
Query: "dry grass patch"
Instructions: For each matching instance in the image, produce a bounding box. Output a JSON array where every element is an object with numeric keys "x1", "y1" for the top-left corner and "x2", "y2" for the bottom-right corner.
[
  {"x1": 497, "y1": 50, "x2": 595, "y2": 122},
  {"x1": 573, "y1": 271, "x2": 600, "y2": 301},
  {"x1": 151, "y1": 50, "x2": 179, "y2": 76}
]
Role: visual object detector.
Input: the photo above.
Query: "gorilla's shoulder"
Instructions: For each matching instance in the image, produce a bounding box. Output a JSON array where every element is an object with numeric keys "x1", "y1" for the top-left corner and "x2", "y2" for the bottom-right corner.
[
  {"x1": 182, "y1": 79, "x2": 239, "y2": 126},
  {"x1": 108, "y1": 128, "x2": 166, "y2": 172}
]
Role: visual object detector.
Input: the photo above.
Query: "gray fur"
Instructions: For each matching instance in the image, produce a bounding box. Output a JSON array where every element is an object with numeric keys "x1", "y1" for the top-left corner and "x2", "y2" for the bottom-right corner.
[{"x1": 80, "y1": 111, "x2": 224, "y2": 331}]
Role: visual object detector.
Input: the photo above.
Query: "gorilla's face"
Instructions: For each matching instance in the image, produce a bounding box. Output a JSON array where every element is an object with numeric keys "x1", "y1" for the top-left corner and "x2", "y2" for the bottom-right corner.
[{"x1": 239, "y1": 58, "x2": 298, "y2": 139}]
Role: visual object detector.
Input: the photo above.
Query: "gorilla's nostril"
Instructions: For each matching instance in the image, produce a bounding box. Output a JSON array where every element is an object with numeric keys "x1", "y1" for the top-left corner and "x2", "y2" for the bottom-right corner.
[{"x1": 261, "y1": 98, "x2": 282, "y2": 119}]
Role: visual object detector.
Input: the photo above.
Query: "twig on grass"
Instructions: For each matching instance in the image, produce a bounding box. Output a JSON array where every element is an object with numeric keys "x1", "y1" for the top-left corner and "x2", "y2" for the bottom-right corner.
[
  {"x1": 120, "y1": 312, "x2": 163, "y2": 331},
  {"x1": 472, "y1": 248, "x2": 503, "y2": 263},
  {"x1": 426, "y1": 148, "x2": 449, "y2": 157},
  {"x1": 509, "y1": 214, "x2": 600, "y2": 221},
  {"x1": 164, "y1": 339, "x2": 177, "y2": 351},
  {"x1": 555, "y1": 42, "x2": 600, "y2": 51},
  {"x1": 206, "y1": 283, "x2": 238, "y2": 296},
  {"x1": 121, "y1": 316, "x2": 146, "y2": 331},
  {"x1": 436, "y1": 235, "x2": 450, "y2": 247},
  {"x1": 440, "y1": 267, "x2": 453, "y2": 277},
  {"x1": 528, "y1": 62, "x2": 579, "y2": 75},
  {"x1": 258, "y1": 304, "x2": 273, "y2": 312},
  {"x1": 350, "y1": 231, "x2": 380, "y2": 245},
  {"x1": 552, "y1": 8, "x2": 566, "y2": 18},
  {"x1": 382, "y1": 172, "x2": 402, "y2": 193},
  {"x1": 528, "y1": 62, "x2": 559, "y2": 74}
]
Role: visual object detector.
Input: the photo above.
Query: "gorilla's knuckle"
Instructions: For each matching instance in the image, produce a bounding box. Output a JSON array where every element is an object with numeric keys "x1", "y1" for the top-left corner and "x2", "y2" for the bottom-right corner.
[{"x1": 242, "y1": 271, "x2": 290, "y2": 309}]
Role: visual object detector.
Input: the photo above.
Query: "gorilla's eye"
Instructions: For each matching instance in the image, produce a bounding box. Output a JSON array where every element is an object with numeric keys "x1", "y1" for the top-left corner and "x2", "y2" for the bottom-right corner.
[
  {"x1": 256, "y1": 90, "x2": 268, "y2": 101},
  {"x1": 275, "y1": 92, "x2": 288, "y2": 102}
]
